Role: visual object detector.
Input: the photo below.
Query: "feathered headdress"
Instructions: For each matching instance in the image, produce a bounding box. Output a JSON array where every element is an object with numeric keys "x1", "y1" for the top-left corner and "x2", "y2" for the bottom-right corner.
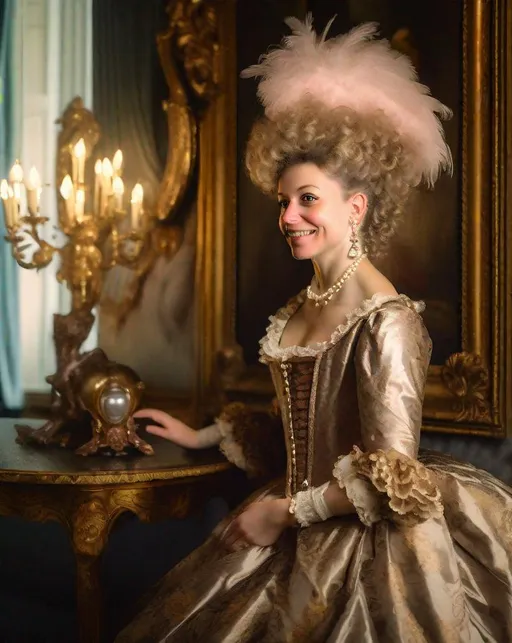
[{"x1": 241, "y1": 16, "x2": 452, "y2": 186}]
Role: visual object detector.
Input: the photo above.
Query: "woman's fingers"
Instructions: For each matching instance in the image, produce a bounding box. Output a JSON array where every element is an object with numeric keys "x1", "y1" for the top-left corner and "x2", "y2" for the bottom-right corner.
[{"x1": 133, "y1": 408, "x2": 173, "y2": 424}]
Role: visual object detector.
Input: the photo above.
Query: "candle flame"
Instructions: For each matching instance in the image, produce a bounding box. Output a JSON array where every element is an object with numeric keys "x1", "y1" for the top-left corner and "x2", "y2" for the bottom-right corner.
[
  {"x1": 60, "y1": 175, "x2": 74, "y2": 200},
  {"x1": 131, "y1": 183, "x2": 143, "y2": 203},
  {"x1": 74, "y1": 138, "x2": 86, "y2": 158},
  {"x1": 102, "y1": 158, "x2": 113, "y2": 178},
  {"x1": 0, "y1": 180, "x2": 9, "y2": 199},
  {"x1": 113, "y1": 176, "x2": 124, "y2": 196},
  {"x1": 9, "y1": 161, "x2": 23, "y2": 183},
  {"x1": 94, "y1": 159, "x2": 103, "y2": 175},
  {"x1": 113, "y1": 150, "x2": 123, "y2": 172},
  {"x1": 27, "y1": 167, "x2": 41, "y2": 189}
]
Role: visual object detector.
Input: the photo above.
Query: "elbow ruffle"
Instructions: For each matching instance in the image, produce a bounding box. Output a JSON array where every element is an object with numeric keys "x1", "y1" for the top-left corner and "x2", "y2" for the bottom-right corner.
[
  {"x1": 333, "y1": 446, "x2": 443, "y2": 527},
  {"x1": 216, "y1": 415, "x2": 249, "y2": 472},
  {"x1": 215, "y1": 402, "x2": 286, "y2": 478}
]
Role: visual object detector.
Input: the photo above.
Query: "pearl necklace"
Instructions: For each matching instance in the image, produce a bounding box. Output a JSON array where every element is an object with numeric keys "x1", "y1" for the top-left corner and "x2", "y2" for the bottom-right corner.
[{"x1": 306, "y1": 254, "x2": 366, "y2": 307}]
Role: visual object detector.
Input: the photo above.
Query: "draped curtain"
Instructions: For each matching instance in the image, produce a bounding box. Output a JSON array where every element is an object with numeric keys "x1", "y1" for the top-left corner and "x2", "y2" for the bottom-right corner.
[
  {"x1": 0, "y1": 0, "x2": 23, "y2": 412},
  {"x1": 92, "y1": 0, "x2": 166, "y2": 208}
]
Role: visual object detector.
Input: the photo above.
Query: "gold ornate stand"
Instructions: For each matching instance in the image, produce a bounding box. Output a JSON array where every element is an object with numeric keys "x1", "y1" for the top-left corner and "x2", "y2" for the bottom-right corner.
[{"x1": 0, "y1": 419, "x2": 245, "y2": 643}]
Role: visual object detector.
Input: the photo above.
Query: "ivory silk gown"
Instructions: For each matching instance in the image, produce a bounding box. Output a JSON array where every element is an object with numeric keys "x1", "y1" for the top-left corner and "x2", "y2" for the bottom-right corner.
[{"x1": 116, "y1": 293, "x2": 512, "y2": 643}]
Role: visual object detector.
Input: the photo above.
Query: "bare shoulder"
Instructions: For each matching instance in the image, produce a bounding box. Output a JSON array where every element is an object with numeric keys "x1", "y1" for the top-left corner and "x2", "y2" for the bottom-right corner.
[{"x1": 357, "y1": 258, "x2": 398, "y2": 299}]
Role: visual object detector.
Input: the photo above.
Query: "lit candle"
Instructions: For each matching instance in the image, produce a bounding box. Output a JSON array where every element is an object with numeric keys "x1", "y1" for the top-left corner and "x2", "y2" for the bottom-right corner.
[
  {"x1": 101, "y1": 158, "x2": 113, "y2": 215},
  {"x1": 94, "y1": 159, "x2": 102, "y2": 215},
  {"x1": 60, "y1": 174, "x2": 75, "y2": 225},
  {"x1": 75, "y1": 188, "x2": 85, "y2": 223},
  {"x1": 7, "y1": 185, "x2": 16, "y2": 226},
  {"x1": 130, "y1": 183, "x2": 143, "y2": 229},
  {"x1": 9, "y1": 161, "x2": 24, "y2": 184},
  {"x1": 74, "y1": 138, "x2": 86, "y2": 184},
  {"x1": 112, "y1": 150, "x2": 123, "y2": 177},
  {"x1": 9, "y1": 161, "x2": 23, "y2": 210},
  {"x1": 1, "y1": 179, "x2": 14, "y2": 227},
  {"x1": 112, "y1": 176, "x2": 124, "y2": 211},
  {"x1": 25, "y1": 167, "x2": 42, "y2": 215}
]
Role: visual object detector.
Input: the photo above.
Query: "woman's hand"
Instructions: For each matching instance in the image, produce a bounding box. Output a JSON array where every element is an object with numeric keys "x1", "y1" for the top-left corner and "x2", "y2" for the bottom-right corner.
[
  {"x1": 133, "y1": 409, "x2": 200, "y2": 448},
  {"x1": 222, "y1": 498, "x2": 295, "y2": 550}
]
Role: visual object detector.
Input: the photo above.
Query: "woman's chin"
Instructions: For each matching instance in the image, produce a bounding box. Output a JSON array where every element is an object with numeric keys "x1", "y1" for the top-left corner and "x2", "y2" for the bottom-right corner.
[
  {"x1": 288, "y1": 237, "x2": 317, "y2": 260},
  {"x1": 291, "y1": 248, "x2": 314, "y2": 260}
]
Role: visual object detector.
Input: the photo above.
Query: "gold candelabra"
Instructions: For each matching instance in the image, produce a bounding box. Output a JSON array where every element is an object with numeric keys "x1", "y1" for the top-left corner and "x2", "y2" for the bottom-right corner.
[
  {"x1": 0, "y1": 116, "x2": 156, "y2": 457},
  {"x1": 1, "y1": 143, "x2": 149, "y2": 314}
]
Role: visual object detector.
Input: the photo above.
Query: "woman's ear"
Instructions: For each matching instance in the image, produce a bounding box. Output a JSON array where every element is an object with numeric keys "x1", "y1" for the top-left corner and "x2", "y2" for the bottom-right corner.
[{"x1": 349, "y1": 192, "x2": 368, "y2": 225}]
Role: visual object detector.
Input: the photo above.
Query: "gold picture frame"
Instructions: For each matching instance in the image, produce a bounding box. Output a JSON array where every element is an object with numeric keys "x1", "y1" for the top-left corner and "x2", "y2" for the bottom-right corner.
[
  {"x1": 420, "y1": 0, "x2": 510, "y2": 437},
  {"x1": 201, "y1": 0, "x2": 512, "y2": 437}
]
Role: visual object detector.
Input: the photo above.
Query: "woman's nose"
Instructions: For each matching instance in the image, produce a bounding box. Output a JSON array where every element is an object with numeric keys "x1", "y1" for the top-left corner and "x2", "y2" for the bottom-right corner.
[{"x1": 281, "y1": 204, "x2": 302, "y2": 224}]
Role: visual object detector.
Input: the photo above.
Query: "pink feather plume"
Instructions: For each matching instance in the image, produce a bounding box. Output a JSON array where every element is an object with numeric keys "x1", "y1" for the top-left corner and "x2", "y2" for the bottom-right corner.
[{"x1": 241, "y1": 16, "x2": 452, "y2": 186}]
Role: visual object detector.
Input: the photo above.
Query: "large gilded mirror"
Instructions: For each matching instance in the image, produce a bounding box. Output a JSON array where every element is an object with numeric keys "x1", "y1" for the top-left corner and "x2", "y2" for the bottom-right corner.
[{"x1": 56, "y1": 0, "x2": 237, "y2": 421}]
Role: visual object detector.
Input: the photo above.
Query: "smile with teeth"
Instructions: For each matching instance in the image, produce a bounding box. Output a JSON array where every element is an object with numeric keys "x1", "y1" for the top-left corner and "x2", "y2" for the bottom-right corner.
[{"x1": 286, "y1": 229, "x2": 316, "y2": 238}]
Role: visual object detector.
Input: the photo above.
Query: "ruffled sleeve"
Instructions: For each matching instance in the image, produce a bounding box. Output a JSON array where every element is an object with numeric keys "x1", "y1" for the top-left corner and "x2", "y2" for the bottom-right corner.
[
  {"x1": 333, "y1": 303, "x2": 443, "y2": 527},
  {"x1": 216, "y1": 400, "x2": 286, "y2": 479}
]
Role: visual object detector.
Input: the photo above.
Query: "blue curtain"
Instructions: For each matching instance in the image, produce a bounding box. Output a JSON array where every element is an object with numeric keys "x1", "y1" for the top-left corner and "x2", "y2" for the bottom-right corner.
[{"x1": 0, "y1": 0, "x2": 23, "y2": 412}]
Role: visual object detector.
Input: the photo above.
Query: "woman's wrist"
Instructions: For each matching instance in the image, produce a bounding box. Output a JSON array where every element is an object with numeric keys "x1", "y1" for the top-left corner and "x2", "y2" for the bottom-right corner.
[{"x1": 271, "y1": 498, "x2": 297, "y2": 527}]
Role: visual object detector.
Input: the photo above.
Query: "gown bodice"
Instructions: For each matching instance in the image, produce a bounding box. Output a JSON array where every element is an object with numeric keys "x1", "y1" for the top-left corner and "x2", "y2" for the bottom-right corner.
[{"x1": 259, "y1": 291, "x2": 432, "y2": 495}]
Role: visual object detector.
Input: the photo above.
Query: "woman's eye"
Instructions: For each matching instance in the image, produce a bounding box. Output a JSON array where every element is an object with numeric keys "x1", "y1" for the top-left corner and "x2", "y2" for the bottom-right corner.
[
  {"x1": 301, "y1": 194, "x2": 317, "y2": 203},
  {"x1": 278, "y1": 200, "x2": 289, "y2": 210}
]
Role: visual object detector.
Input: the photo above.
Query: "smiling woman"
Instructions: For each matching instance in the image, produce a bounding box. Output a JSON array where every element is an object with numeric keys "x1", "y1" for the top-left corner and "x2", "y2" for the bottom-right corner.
[{"x1": 116, "y1": 14, "x2": 512, "y2": 643}]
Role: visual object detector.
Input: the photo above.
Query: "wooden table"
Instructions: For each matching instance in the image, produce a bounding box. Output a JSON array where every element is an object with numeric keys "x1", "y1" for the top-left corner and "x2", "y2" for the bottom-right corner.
[{"x1": 0, "y1": 418, "x2": 240, "y2": 643}]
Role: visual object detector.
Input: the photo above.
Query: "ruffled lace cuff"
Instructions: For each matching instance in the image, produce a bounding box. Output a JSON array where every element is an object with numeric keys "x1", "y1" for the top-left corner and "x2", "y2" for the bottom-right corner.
[
  {"x1": 216, "y1": 415, "x2": 248, "y2": 472},
  {"x1": 333, "y1": 446, "x2": 443, "y2": 527},
  {"x1": 215, "y1": 402, "x2": 286, "y2": 478},
  {"x1": 289, "y1": 481, "x2": 333, "y2": 528}
]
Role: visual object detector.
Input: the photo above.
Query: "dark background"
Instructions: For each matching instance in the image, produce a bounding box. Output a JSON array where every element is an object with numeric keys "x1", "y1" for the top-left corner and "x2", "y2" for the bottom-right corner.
[{"x1": 236, "y1": 0, "x2": 462, "y2": 365}]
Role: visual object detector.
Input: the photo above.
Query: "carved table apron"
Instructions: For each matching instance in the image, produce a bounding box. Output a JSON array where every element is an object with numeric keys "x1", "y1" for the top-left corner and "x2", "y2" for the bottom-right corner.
[{"x1": 0, "y1": 419, "x2": 237, "y2": 643}]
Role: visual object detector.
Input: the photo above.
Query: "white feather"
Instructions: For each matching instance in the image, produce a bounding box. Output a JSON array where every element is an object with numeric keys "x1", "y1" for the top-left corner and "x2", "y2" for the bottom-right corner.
[{"x1": 241, "y1": 17, "x2": 452, "y2": 186}]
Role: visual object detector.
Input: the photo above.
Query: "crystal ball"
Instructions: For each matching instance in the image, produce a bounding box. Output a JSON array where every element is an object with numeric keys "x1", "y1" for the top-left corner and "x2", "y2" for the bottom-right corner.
[{"x1": 99, "y1": 385, "x2": 131, "y2": 425}]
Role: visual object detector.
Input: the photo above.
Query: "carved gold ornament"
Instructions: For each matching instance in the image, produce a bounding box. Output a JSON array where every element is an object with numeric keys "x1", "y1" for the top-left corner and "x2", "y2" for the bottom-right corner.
[
  {"x1": 156, "y1": 0, "x2": 219, "y2": 221},
  {"x1": 441, "y1": 352, "x2": 492, "y2": 423}
]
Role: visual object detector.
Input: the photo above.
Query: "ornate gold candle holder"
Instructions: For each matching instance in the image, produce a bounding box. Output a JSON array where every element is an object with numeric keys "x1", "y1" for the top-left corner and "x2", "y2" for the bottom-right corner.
[{"x1": 1, "y1": 101, "x2": 157, "y2": 456}]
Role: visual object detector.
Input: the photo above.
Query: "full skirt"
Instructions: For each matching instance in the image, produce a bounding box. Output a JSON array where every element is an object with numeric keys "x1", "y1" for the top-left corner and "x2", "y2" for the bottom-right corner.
[{"x1": 115, "y1": 451, "x2": 512, "y2": 643}]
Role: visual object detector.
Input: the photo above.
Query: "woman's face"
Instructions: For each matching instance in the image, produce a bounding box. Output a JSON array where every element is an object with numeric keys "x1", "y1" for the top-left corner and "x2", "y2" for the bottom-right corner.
[{"x1": 277, "y1": 162, "x2": 364, "y2": 261}]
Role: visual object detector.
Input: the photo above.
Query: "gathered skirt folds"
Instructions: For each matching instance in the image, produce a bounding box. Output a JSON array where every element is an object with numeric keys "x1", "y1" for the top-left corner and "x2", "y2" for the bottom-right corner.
[{"x1": 115, "y1": 452, "x2": 512, "y2": 643}]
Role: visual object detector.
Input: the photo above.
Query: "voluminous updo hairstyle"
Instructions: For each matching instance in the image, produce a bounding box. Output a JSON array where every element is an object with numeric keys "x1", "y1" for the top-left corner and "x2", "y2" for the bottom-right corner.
[{"x1": 245, "y1": 100, "x2": 420, "y2": 258}]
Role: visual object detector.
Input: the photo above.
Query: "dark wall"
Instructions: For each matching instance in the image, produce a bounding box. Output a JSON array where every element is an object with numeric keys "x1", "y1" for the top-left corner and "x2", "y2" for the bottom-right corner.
[{"x1": 236, "y1": 1, "x2": 313, "y2": 365}]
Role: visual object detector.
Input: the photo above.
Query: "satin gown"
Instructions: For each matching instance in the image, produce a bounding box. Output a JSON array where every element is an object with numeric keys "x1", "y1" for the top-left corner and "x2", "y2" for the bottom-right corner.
[{"x1": 116, "y1": 293, "x2": 512, "y2": 643}]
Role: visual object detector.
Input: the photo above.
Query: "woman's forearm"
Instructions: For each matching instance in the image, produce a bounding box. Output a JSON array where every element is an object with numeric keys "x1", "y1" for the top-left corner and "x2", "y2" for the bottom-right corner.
[
  {"x1": 323, "y1": 480, "x2": 356, "y2": 516},
  {"x1": 193, "y1": 423, "x2": 222, "y2": 448}
]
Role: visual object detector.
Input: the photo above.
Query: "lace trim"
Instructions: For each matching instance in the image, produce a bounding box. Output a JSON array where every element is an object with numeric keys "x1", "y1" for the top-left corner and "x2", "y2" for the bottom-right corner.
[
  {"x1": 332, "y1": 453, "x2": 382, "y2": 526},
  {"x1": 333, "y1": 446, "x2": 444, "y2": 527},
  {"x1": 215, "y1": 402, "x2": 285, "y2": 478},
  {"x1": 216, "y1": 417, "x2": 248, "y2": 472},
  {"x1": 289, "y1": 481, "x2": 332, "y2": 528},
  {"x1": 259, "y1": 291, "x2": 425, "y2": 363}
]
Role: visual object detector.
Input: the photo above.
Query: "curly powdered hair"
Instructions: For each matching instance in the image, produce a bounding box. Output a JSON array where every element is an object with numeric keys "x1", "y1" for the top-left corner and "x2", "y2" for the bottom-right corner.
[{"x1": 245, "y1": 101, "x2": 420, "y2": 258}]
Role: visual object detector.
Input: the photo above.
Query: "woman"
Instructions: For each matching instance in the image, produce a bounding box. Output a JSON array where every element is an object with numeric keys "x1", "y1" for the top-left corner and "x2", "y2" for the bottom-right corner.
[{"x1": 116, "y1": 17, "x2": 512, "y2": 642}]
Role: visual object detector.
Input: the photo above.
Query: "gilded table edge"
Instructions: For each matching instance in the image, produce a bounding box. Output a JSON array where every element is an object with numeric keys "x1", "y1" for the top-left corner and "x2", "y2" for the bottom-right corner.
[{"x1": 0, "y1": 461, "x2": 233, "y2": 485}]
